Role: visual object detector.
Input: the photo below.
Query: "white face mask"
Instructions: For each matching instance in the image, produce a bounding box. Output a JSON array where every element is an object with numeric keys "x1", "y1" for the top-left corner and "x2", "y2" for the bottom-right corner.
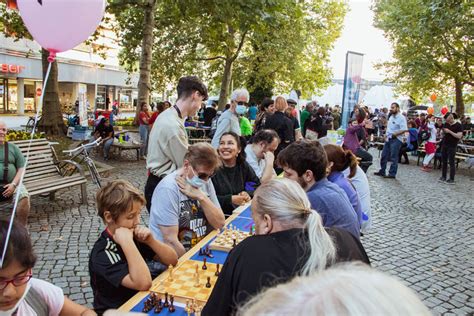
[{"x1": 0, "y1": 281, "x2": 31, "y2": 316}]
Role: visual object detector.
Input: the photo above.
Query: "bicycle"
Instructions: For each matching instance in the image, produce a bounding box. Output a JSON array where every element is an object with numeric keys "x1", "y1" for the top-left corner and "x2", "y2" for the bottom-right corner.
[{"x1": 62, "y1": 137, "x2": 103, "y2": 188}]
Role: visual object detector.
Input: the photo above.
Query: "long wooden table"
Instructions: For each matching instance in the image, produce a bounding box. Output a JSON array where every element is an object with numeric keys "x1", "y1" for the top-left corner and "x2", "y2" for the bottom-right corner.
[{"x1": 119, "y1": 203, "x2": 253, "y2": 314}]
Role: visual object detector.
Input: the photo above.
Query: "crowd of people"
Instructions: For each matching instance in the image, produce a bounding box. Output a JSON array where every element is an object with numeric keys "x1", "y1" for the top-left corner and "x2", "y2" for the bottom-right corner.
[{"x1": 2, "y1": 74, "x2": 469, "y2": 315}]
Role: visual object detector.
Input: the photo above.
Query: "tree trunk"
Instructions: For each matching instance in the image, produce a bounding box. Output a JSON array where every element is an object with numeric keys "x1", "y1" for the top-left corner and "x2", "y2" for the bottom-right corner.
[
  {"x1": 218, "y1": 58, "x2": 233, "y2": 110},
  {"x1": 134, "y1": 0, "x2": 157, "y2": 124},
  {"x1": 38, "y1": 49, "x2": 66, "y2": 136},
  {"x1": 454, "y1": 78, "x2": 464, "y2": 116}
]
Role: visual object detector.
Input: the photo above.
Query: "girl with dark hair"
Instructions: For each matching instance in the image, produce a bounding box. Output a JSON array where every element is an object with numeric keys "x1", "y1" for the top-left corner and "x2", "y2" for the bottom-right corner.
[
  {"x1": 324, "y1": 144, "x2": 363, "y2": 227},
  {"x1": 0, "y1": 219, "x2": 95, "y2": 315},
  {"x1": 212, "y1": 132, "x2": 261, "y2": 215},
  {"x1": 254, "y1": 98, "x2": 275, "y2": 133}
]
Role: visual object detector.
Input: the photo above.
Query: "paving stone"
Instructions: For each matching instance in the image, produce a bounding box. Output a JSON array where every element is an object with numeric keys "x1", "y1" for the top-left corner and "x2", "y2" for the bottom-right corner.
[{"x1": 28, "y1": 150, "x2": 473, "y2": 310}]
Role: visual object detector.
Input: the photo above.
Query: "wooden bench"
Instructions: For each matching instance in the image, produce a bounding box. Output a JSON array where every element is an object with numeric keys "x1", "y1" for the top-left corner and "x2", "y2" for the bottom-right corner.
[
  {"x1": 111, "y1": 141, "x2": 141, "y2": 161},
  {"x1": 417, "y1": 146, "x2": 472, "y2": 169},
  {"x1": 11, "y1": 139, "x2": 88, "y2": 204}
]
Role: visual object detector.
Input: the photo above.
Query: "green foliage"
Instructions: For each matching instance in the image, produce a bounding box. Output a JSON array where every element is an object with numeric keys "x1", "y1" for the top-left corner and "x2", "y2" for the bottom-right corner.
[
  {"x1": 373, "y1": 0, "x2": 473, "y2": 112},
  {"x1": 112, "y1": 0, "x2": 347, "y2": 100}
]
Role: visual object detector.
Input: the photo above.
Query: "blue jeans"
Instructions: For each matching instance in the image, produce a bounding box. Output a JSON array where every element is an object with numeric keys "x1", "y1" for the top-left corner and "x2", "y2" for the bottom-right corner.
[
  {"x1": 379, "y1": 138, "x2": 403, "y2": 176},
  {"x1": 103, "y1": 138, "x2": 113, "y2": 159},
  {"x1": 139, "y1": 124, "x2": 149, "y2": 156}
]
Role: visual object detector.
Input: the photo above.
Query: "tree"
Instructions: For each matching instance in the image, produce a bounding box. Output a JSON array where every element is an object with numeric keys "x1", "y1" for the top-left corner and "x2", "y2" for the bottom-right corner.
[
  {"x1": 0, "y1": 3, "x2": 66, "y2": 135},
  {"x1": 144, "y1": 0, "x2": 346, "y2": 108},
  {"x1": 373, "y1": 0, "x2": 474, "y2": 115}
]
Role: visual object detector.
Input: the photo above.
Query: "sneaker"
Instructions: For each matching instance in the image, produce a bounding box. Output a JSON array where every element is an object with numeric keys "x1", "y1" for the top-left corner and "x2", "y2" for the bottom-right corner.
[
  {"x1": 384, "y1": 175, "x2": 396, "y2": 179},
  {"x1": 421, "y1": 166, "x2": 430, "y2": 172},
  {"x1": 438, "y1": 177, "x2": 446, "y2": 183},
  {"x1": 373, "y1": 171, "x2": 385, "y2": 177},
  {"x1": 446, "y1": 179, "x2": 455, "y2": 185}
]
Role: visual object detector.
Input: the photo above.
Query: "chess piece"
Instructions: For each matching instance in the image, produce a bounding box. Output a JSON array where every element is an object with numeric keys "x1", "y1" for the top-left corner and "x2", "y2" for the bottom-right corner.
[
  {"x1": 185, "y1": 300, "x2": 191, "y2": 316},
  {"x1": 194, "y1": 272, "x2": 200, "y2": 287},
  {"x1": 163, "y1": 292, "x2": 170, "y2": 308},
  {"x1": 168, "y1": 264, "x2": 174, "y2": 281},
  {"x1": 142, "y1": 300, "x2": 152, "y2": 313},
  {"x1": 232, "y1": 238, "x2": 237, "y2": 248},
  {"x1": 215, "y1": 263, "x2": 220, "y2": 276},
  {"x1": 205, "y1": 276, "x2": 212, "y2": 288},
  {"x1": 168, "y1": 295, "x2": 176, "y2": 313},
  {"x1": 154, "y1": 303, "x2": 162, "y2": 314},
  {"x1": 195, "y1": 263, "x2": 199, "y2": 274},
  {"x1": 202, "y1": 258, "x2": 207, "y2": 270},
  {"x1": 199, "y1": 247, "x2": 204, "y2": 256}
]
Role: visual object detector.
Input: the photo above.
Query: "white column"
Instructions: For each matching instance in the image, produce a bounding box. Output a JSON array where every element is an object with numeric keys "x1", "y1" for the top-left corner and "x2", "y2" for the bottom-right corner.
[{"x1": 17, "y1": 78, "x2": 24, "y2": 115}]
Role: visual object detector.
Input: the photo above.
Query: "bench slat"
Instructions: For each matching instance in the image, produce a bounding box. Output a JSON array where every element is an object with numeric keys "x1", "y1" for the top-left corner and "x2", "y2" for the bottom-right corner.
[
  {"x1": 25, "y1": 176, "x2": 86, "y2": 190},
  {"x1": 27, "y1": 180, "x2": 87, "y2": 196}
]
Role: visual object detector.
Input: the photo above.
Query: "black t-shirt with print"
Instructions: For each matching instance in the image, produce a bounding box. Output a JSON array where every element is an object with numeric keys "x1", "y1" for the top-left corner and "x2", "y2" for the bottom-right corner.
[{"x1": 89, "y1": 229, "x2": 156, "y2": 314}]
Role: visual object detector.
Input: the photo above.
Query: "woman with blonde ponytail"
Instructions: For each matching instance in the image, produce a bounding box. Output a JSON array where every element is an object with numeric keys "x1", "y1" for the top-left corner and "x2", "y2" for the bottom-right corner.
[
  {"x1": 324, "y1": 144, "x2": 363, "y2": 226},
  {"x1": 202, "y1": 178, "x2": 370, "y2": 316}
]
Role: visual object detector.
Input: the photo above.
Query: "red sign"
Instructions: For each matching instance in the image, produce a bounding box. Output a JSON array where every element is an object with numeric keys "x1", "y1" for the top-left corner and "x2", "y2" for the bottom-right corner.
[
  {"x1": 0, "y1": 64, "x2": 25, "y2": 74},
  {"x1": 36, "y1": 88, "x2": 42, "y2": 97}
]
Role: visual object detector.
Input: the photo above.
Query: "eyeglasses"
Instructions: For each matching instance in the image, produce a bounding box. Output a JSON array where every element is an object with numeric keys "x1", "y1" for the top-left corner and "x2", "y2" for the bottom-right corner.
[{"x1": 0, "y1": 272, "x2": 32, "y2": 290}]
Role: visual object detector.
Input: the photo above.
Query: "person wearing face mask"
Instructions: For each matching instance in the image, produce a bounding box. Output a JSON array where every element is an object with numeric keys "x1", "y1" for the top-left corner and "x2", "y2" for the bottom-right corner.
[
  {"x1": 149, "y1": 143, "x2": 225, "y2": 256},
  {"x1": 245, "y1": 129, "x2": 280, "y2": 182},
  {"x1": 202, "y1": 178, "x2": 370, "y2": 316},
  {"x1": 212, "y1": 132, "x2": 261, "y2": 216},
  {"x1": 211, "y1": 88, "x2": 249, "y2": 148},
  {"x1": 145, "y1": 76, "x2": 208, "y2": 213}
]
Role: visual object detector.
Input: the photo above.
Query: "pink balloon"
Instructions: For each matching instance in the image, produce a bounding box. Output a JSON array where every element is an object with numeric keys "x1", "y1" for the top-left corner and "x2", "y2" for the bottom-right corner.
[{"x1": 17, "y1": 0, "x2": 105, "y2": 53}]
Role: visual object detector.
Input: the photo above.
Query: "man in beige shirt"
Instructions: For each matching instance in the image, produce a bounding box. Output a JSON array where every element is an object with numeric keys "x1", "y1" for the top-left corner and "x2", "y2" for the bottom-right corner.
[{"x1": 145, "y1": 76, "x2": 208, "y2": 211}]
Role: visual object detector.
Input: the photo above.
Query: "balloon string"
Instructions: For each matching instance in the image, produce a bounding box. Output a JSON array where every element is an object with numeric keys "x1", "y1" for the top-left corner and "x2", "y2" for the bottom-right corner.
[{"x1": 0, "y1": 58, "x2": 53, "y2": 269}]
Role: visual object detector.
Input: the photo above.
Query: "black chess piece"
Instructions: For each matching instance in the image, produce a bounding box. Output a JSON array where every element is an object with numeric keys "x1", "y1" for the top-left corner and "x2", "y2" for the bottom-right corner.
[
  {"x1": 163, "y1": 292, "x2": 170, "y2": 308},
  {"x1": 168, "y1": 295, "x2": 176, "y2": 313},
  {"x1": 215, "y1": 263, "x2": 220, "y2": 277},
  {"x1": 202, "y1": 258, "x2": 208, "y2": 270},
  {"x1": 199, "y1": 247, "x2": 204, "y2": 256},
  {"x1": 205, "y1": 276, "x2": 212, "y2": 288},
  {"x1": 142, "y1": 300, "x2": 152, "y2": 313},
  {"x1": 232, "y1": 238, "x2": 237, "y2": 248},
  {"x1": 154, "y1": 304, "x2": 162, "y2": 314}
]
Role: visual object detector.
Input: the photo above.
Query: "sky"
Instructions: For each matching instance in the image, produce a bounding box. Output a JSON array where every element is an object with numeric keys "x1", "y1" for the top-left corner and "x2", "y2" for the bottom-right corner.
[{"x1": 328, "y1": 0, "x2": 394, "y2": 81}]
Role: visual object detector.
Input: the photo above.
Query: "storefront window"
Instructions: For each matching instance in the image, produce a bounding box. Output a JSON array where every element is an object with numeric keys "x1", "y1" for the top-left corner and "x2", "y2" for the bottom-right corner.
[
  {"x1": 7, "y1": 79, "x2": 17, "y2": 113},
  {"x1": 0, "y1": 79, "x2": 5, "y2": 113},
  {"x1": 119, "y1": 88, "x2": 135, "y2": 111},
  {"x1": 24, "y1": 80, "x2": 36, "y2": 112}
]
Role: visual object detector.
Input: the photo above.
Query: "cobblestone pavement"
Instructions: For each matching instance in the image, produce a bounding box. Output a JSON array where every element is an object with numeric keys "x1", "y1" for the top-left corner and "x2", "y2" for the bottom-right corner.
[{"x1": 25, "y1": 148, "x2": 473, "y2": 315}]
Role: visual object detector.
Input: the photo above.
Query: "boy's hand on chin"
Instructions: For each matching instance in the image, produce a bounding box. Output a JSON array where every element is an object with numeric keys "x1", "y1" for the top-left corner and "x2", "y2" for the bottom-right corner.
[
  {"x1": 134, "y1": 226, "x2": 153, "y2": 244},
  {"x1": 114, "y1": 227, "x2": 134, "y2": 245}
]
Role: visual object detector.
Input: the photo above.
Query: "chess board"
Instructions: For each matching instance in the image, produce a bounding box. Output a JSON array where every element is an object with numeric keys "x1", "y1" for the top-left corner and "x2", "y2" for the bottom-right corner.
[
  {"x1": 151, "y1": 259, "x2": 219, "y2": 304},
  {"x1": 209, "y1": 226, "x2": 251, "y2": 252}
]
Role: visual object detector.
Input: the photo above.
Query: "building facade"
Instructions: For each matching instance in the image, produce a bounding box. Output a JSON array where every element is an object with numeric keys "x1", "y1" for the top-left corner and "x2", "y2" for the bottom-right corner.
[{"x1": 0, "y1": 20, "x2": 139, "y2": 115}]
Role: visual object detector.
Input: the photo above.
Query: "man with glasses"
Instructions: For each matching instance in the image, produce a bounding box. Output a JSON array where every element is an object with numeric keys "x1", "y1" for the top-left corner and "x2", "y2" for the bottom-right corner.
[
  {"x1": 211, "y1": 88, "x2": 249, "y2": 148},
  {"x1": 149, "y1": 143, "x2": 225, "y2": 256},
  {"x1": 145, "y1": 76, "x2": 208, "y2": 212},
  {"x1": 374, "y1": 102, "x2": 408, "y2": 179}
]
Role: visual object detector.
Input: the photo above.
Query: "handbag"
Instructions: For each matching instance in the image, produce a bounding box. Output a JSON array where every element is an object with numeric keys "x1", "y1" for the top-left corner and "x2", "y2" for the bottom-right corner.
[{"x1": 0, "y1": 142, "x2": 11, "y2": 202}]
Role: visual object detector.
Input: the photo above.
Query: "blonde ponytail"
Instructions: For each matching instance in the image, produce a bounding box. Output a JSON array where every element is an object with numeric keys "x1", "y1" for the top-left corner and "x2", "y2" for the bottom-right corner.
[{"x1": 253, "y1": 178, "x2": 336, "y2": 276}]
